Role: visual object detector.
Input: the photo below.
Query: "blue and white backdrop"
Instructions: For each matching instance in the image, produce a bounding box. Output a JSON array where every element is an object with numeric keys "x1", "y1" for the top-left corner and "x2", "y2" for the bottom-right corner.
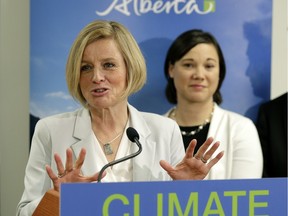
[{"x1": 30, "y1": 0, "x2": 272, "y2": 123}]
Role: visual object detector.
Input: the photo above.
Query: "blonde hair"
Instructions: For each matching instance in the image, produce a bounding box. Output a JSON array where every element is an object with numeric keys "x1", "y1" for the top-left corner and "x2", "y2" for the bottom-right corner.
[{"x1": 66, "y1": 20, "x2": 147, "y2": 106}]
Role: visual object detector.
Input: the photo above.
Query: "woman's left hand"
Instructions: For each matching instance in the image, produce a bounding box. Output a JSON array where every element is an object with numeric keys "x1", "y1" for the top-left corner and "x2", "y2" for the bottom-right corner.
[{"x1": 159, "y1": 137, "x2": 224, "y2": 180}]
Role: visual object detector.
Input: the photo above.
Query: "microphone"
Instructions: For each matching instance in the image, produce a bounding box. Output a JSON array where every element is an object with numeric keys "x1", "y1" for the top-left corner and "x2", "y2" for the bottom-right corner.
[{"x1": 97, "y1": 127, "x2": 142, "y2": 182}]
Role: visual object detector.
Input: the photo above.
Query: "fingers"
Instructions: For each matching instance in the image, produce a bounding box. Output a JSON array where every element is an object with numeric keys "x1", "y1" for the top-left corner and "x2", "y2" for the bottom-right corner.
[
  {"x1": 159, "y1": 160, "x2": 174, "y2": 172},
  {"x1": 193, "y1": 137, "x2": 214, "y2": 159},
  {"x1": 46, "y1": 165, "x2": 58, "y2": 181},
  {"x1": 185, "y1": 139, "x2": 197, "y2": 158},
  {"x1": 55, "y1": 148, "x2": 74, "y2": 177},
  {"x1": 65, "y1": 148, "x2": 74, "y2": 172},
  {"x1": 74, "y1": 148, "x2": 86, "y2": 170},
  {"x1": 201, "y1": 141, "x2": 220, "y2": 162},
  {"x1": 92, "y1": 171, "x2": 107, "y2": 182},
  {"x1": 192, "y1": 138, "x2": 223, "y2": 166},
  {"x1": 54, "y1": 153, "x2": 65, "y2": 176},
  {"x1": 207, "y1": 151, "x2": 224, "y2": 169},
  {"x1": 52, "y1": 147, "x2": 86, "y2": 180},
  {"x1": 46, "y1": 165, "x2": 61, "y2": 191}
]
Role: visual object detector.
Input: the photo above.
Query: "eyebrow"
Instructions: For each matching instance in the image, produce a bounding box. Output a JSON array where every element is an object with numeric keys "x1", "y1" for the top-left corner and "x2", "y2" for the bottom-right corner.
[
  {"x1": 81, "y1": 57, "x2": 117, "y2": 63},
  {"x1": 181, "y1": 57, "x2": 217, "y2": 62}
]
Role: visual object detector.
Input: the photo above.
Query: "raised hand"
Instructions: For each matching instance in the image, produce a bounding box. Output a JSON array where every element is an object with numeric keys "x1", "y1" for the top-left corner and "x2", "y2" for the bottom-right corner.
[
  {"x1": 159, "y1": 137, "x2": 224, "y2": 180},
  {"x1": 46, "y1": 148, "x2": 105, "y2": 191}
]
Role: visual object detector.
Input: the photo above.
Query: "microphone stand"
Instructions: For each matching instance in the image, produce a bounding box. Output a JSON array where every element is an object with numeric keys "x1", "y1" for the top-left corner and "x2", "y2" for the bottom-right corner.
[{"x1": 97, "y1": 137, "x2": 142, "y2": 182}]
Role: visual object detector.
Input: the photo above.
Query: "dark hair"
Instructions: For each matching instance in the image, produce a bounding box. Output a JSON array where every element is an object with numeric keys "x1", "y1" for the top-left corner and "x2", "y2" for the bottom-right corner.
[{"x1": 164, "y1": 29, "x2": 226, "y2": 104}]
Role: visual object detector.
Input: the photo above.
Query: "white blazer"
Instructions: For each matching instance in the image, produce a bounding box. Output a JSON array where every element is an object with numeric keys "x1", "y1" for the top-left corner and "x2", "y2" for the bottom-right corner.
[
  {"x1": 165, "y1": 103, "x2": 263, "y2": 180},
  {"x1": 17, "y1": 104, "x2": 184, "y2": 216}
]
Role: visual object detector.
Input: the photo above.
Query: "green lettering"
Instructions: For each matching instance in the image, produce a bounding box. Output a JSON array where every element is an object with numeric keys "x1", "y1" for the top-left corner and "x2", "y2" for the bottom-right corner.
[
  {"x1": 224, "y1": 191, "x2": 246, "y2": 216},
  {"x1": 203, "y1": 192, "x2": 225, "y2": 216},
  {"x1": 134, "y1": 194, "x2": 140, "y2": 216},
  {"x1": 103, "y1": 194, "x2": 129, "y2": 216},
  {"x1": 158, "y1": 193, "x2": 163, "y2": 216},
  {"x1": 249, "y1": 190, "x2": 269, "y2": 216},
  {"x1": 169, "y1": 192, "x2": 198, "y2": 216}
]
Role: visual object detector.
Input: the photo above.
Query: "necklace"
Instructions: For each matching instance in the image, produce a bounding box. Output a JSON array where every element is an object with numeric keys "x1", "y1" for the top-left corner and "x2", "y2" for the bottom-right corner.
[
  {"x1": 97, "y1": 132, "x2": 123, "y2": 155},
  {"x1": 180, "y1": 118, "x2": 211, "y2": 136},
  {"x1": 169, "y1": 107, "x2": 214, "y2": 136}
]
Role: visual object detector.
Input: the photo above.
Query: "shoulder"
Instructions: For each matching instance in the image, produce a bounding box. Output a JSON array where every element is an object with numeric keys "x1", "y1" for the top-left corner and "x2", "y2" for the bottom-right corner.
[
  {"x1": 257, "y1": 93, "x2": 287, "y2": 125},
  {"x1": 141, "y1": 111, "x2": 178, "y2": 129},
  {"x1": 163, "y1": 107, "x2": 175, "y2": 117},
  {"x1": 212, "y1": 105, "x2": 260, "y2": 143},
  {"x1": 215, "y1": 104, "x2": 254, "y2": 125},
  {"x1": 260, "y1": 92, "x2": 287, "y2": 112},
  {"x1": 128, "y1": 104, "x2": 180, "y2": 134},
  {"x1": 37, "y1": 108, "x2": 87, "y2": 127}
]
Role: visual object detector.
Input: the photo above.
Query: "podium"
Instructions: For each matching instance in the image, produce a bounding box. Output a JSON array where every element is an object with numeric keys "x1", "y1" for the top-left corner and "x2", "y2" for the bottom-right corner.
[
  {"x1": 32, "y1": 189, "x2": 59, "y2": 216},
  {"x1": 32, "y1": 178, "x2": 287, "y2": 216}
]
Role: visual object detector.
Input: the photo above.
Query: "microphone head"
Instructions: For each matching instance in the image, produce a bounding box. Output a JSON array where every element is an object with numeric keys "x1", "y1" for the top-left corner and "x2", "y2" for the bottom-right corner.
[{"x1": 126, "y1": 127, "x2": 140, "y2": 142}]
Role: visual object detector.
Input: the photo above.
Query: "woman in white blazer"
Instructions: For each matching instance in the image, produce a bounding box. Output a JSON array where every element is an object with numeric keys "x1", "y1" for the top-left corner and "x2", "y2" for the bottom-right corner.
[
  {"x1": 163, "y1": 29, "x2": 263, "y2": 179},
  {"x1": 17, "y1": 21, "x2": 224, "y2": 215}
]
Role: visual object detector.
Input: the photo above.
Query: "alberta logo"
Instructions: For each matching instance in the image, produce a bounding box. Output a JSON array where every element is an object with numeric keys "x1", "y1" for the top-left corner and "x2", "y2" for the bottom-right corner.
[
  {"x1": 96, "y1": 0, "x2": 216, "y2": 16},
  {"x1": 204, "y1": 0, "x2": 215, "y2": 12}
]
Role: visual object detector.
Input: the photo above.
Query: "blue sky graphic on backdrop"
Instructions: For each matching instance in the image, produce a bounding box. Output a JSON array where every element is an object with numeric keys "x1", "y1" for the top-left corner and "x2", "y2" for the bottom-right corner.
[{"x1": 30, "y1": 0, "x2": 271, "y2": 123}]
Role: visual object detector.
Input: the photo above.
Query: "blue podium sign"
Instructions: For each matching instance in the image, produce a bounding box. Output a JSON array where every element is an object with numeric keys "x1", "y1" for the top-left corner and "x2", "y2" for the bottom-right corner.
[{"x1": 61, "y1": 178, "x2": 287, "y2": 216}]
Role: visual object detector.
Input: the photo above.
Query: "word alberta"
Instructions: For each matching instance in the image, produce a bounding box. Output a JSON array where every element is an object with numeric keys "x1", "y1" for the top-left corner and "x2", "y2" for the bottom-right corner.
[
  {"x1": 102, "y1": 190, "x2": 269, "y2": 215},
  {"x1": 96, "y1": 0, "x2": 215, "y2": 16}
]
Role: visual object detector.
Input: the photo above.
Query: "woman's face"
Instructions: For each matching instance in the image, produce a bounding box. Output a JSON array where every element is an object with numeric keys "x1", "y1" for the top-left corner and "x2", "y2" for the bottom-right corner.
[
  {"x1": 79, "y1": 38, "x2": 127, "y2": 109},
  {"x1": 169, "y1": 43, "x2": 220, "y2": 104}
]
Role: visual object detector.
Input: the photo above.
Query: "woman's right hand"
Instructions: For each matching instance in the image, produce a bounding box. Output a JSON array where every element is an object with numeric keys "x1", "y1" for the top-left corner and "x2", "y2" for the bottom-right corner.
[{"x1": 46, "y1": 147, "x2": 105, "y2": 191}]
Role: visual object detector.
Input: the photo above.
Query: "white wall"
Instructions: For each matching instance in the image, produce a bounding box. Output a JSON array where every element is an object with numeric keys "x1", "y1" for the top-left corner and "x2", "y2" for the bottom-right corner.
[
  {"x1": 0, "y1": 0, "x2": 30, "y2": 215},
  {"x1": 271, "y1": 0, "x2": 288, "y2": 98},
  {"x1": 0, "y1": 0, "x2": 286, "y2": 215}
]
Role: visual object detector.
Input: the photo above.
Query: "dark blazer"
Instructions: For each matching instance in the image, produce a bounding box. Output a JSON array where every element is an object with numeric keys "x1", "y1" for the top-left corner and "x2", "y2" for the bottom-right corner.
[
  {"x1": 29, "y1": 114, "x2": 40, "y2": 148},
  {"x1": 256, "y1": 92, "x2": 287, "y2": 177}
]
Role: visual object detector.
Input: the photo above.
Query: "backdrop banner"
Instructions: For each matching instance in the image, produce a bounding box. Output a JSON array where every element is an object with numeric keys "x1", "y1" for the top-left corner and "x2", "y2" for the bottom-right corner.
[
  {"x1": 61, "y1": 178, "x2": 287, "y2": 216},
  {"x1": 30, "y1": 0, "x2": 272, "y2": 123}
]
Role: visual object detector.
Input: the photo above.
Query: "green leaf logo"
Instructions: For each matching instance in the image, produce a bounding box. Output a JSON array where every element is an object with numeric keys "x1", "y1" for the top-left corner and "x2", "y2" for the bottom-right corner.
[{"x1": 204, "y1": 0, "x2": 216, "y2": 12}]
